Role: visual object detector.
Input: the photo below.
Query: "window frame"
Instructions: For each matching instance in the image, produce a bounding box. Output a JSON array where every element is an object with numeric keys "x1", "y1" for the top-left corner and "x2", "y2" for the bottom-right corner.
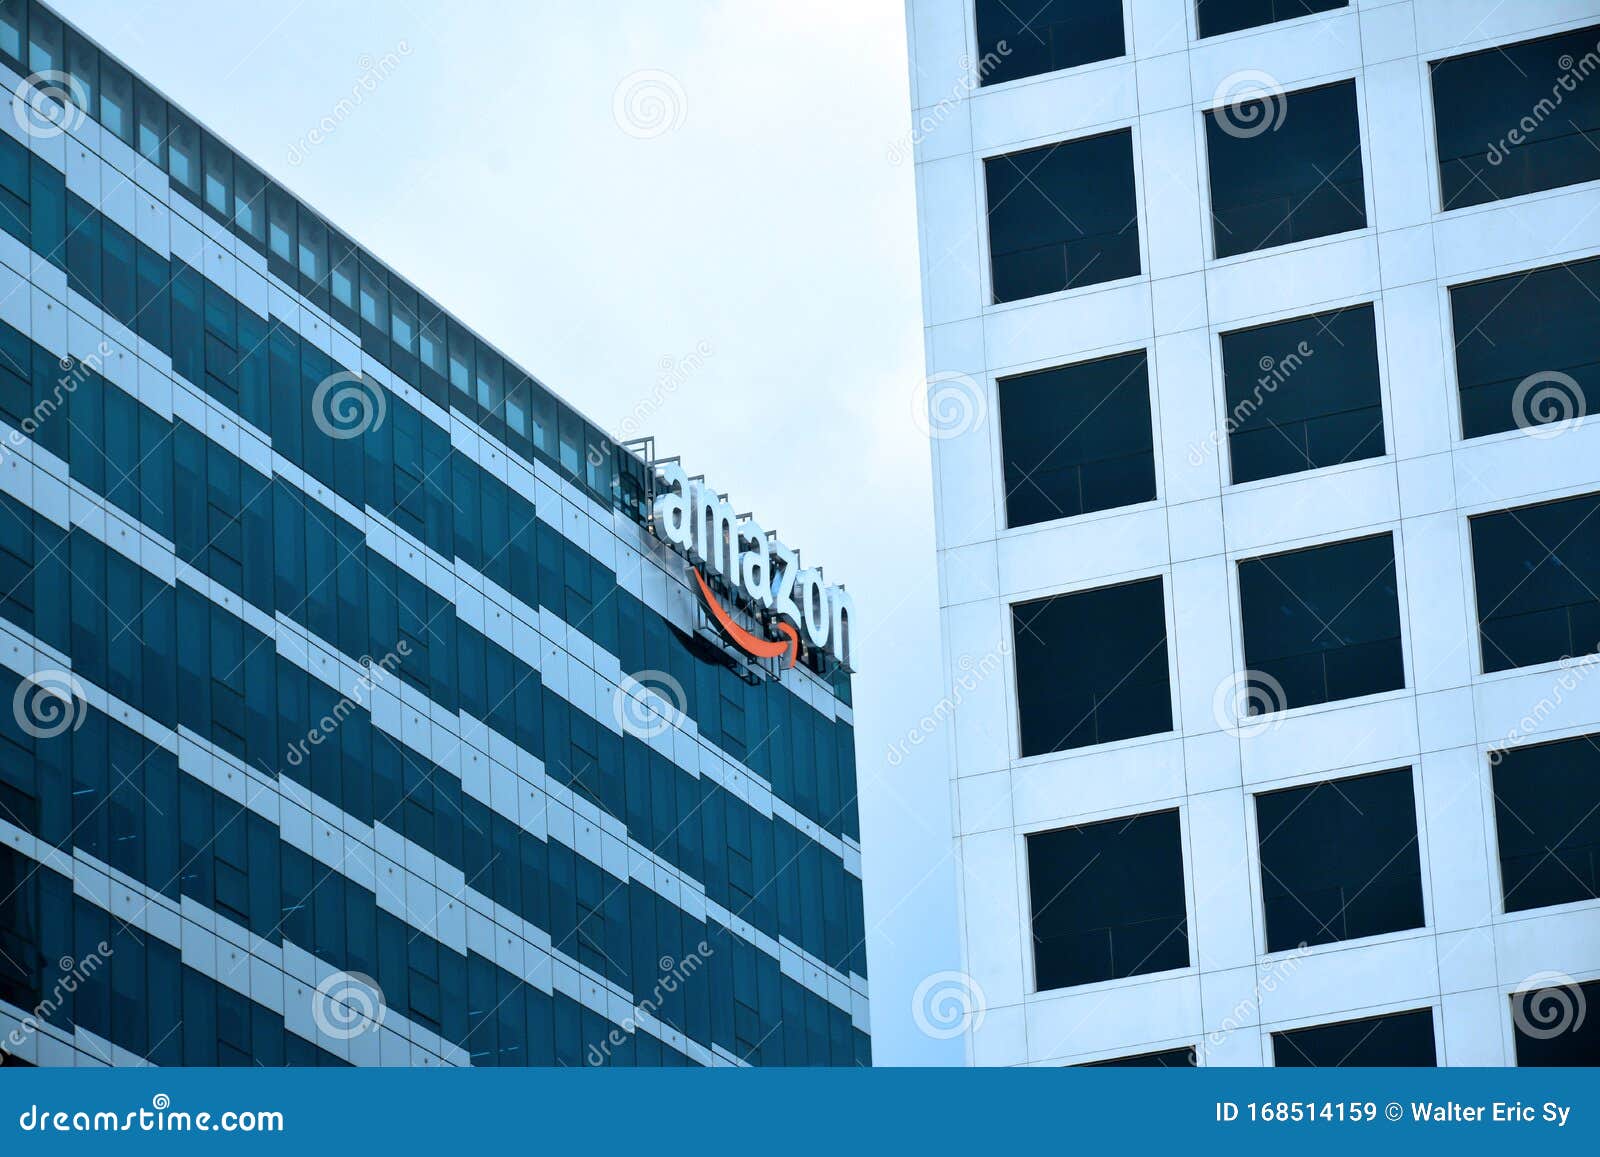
[
  {"x1": 1210, "y1": 295, "x2": 1392, "y2": 490},
  {"x1": 1461, "y1": 485, "x2": 1600, "y2": 679},
  {"x1": 1016, "y1": 802, "x2": 1196, "y2": 997},
  {"x1": 991, "y1": 345, "x2": 1162, "y2": 532},
  {"x1": 1199, "y1": 74, "x2": 1373, "y2": 265},
  {"x1": 977, "y1": 120, "x2": 1146, "y2": 309},
  {"x1": 1227, "y1": 526, "x2": 1410, "y2": 720},
  {"x1": 1245, "y1": 762, "x2": 1430, "y2": 958},
  {"x1": 1007, "y1": 569, "x2": 1178, "y2": 761},
  {"x1": 1267, "y1": 1003, "x2": 1440, "y2": 1067},
  {"x1": 967, "y1": 0, "x2": 1131, "y2": 91},
  {"x1": 1441, "y1": 252, "x2": 1600, "y2": 444}
]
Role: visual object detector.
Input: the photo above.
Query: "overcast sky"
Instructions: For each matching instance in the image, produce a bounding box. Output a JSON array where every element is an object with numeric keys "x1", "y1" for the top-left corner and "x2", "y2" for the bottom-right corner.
[{"x1": 52, "y1": 0, "x2": 963, "y2": 1064}]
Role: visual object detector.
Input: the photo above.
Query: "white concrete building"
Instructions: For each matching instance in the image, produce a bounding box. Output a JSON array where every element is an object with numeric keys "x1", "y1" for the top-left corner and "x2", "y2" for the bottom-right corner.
[{"x1": 905, "y1": 0, "x2": 1600, "y2": 1066}]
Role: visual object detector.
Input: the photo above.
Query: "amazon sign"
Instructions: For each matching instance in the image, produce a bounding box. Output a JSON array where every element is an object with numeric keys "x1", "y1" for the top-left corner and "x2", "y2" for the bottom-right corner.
[{"x1": 651, "y1": 462, "x2": 855, "y2": 672}]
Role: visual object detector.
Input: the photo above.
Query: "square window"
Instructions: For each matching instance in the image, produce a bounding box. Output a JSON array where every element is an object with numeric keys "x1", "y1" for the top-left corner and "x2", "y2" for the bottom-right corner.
[
  {"x1": 984, "y1": 129, "x2": 1140, "y2": 303},
  {"x1": 975, "y1": 0, "x2": 1124, "y2": 87},
  {"x1": 1432, "y1": 25, "x2": 1600, "y2": 211},
  {"x1": 1273, "y1": 1009, "x2": 1436, "y2": 1066},
  {"x1": 1079, "y1": 1045, "x2": 1196, "y2": 1067},
  {"x1": 998, "y1": 349, "x2": 1156, "y2": 527},
  {"x1": 1012, "y1": 576, "x2": 1172, "y2": 756},
  {"x1": 1470, "y1": 492, "x2": 1600, "y2": 674},
  {"x1": 1196, "y1": 0, "x2": 1347, "y2": 39},
  {"x1": 1222, "y1": 304, "x2": 1384, "y2": 484},
  {"x1": 1237, "y1": 533, "x2": 1404, "y2": 711},
  {"x1": 1206, "y1": 80, "x2": 1366, "y2": 258},
  {"x1": 1492, "y1": 734, "x2": 1600, "y2": 913},
  {"x1": 1512, "y1": 978, "x2": 1600, "y2": 1065},
  {"x1": 1027, "y1": 808, "x2": 1188, "y2": 991},
  {"x1": 1451, "y1": 257, "x2": 1600, "y2": 440},
  {"x1": 1255, "y1": 768, "x2": 1424, "y2": 951}
]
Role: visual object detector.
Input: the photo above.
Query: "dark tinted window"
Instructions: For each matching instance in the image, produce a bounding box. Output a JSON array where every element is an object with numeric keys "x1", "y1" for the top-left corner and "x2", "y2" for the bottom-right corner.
[
  {"x1": 1273, "y1": 1009, "x2": 1436, "y2": 1066},
  {"x1": 1081, "y1": 1045, "x2": 1196, "y2": 1067},
  {"x1": 1256, "y1": 768, "x2": 1423, "y2": 951},
  {"x1": 1513, "y1": 979, "x2": 1600, "y2": 1065},
  {"x1": 1493, "y1": 734, "x2": 1600, "y2": 912},
  {"x1": 1432, "y1": 25, "x2": 1600, "y2": 210},
  {"x1": 1206, "y1": 80, "x2": 1366, "y2": 258},
  {"x1": 1470, "y1": 492, "x2": 1600, "y2": 673},
  {"x1": 1451, "y1": 257, "x2": 1600, "y2": 440},
  {"x1": 1223, "y1": 304, "x2": 1384, "y2": 483},
  {"x1": 1238, "y1": 534, "x2": 1404, "y2": 711},
  {"x1": 985, "y1": 129, "x2": 1140, "y2": 303},
  {"x1": 1027, "y1": 809, "x2": 1188, "y2": 991},
  {"x1": 1197, "y1": 0, "x2": 1347, "y2": 38},
  {"x1": 976, "y1": 0, "x2": 1125, "y2": 86},
  {"x1": 998, "y1": 350, "x2": 1155, "y2": 527},
  {"x1": 1013, "y1": 576, "x2": 1172, "y2": 756}
]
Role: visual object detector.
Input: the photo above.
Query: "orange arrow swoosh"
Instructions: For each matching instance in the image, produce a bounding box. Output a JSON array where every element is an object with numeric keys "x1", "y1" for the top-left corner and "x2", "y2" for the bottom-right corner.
[{"x1": 692, "y1": 568, "x2": 799, "y2": 668}]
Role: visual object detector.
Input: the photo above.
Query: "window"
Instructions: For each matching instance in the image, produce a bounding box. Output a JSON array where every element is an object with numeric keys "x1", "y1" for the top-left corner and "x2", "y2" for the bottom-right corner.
[
  {"x1": 998, "y1": 349, "x2": 1155, "y2": 527},
  {"x1": 1196, "y1": 0, "x2": 1346, "y2": 38},
  {"x1": 1080, "y1": 1046, "x2": 1196, "y2": 1067},
  {"x1": 1012, "y1": 576, "x2": 1171, "y2": 756},
  {"x1": 1027, "y1": 809, "x2": 1188, "y2": 991},
  {"x1": 974, "y1": 0, "x2": 1124, "y2": 86},
  {"x1": 1451, "y1": 257, "x2": 1600, "y2": 440},
  {"x1": 1255, "y1": 768, "x2": 1424, "y2": 950},
  {"x1": 1513, "y1": 979, "x2": 1600, "y2": 1065},
  {"x1": 1432, "y1": 26, "x2": 1600, "y2": 211},
  {"x1": 1237, "y1": 534, "x2": 1403, "y2": 711},
  {"x1": 1206, "y1": 80, "x2": 1366, "y2": 258},
  {"x1": 1492, "y1": 734, "x2": 1600, "y2": 913},
  {"x1": 1470, "y1": 492, "x2": 1600, "y2": 673},
  {"x1": 1273, "y1": 1009, "x2": 1436, "y2": 1066},
  {"x1": 1222, "y1": 304, "x2": 1384, "y2": 483},
  {"x1": 984, "y1": 129, "x2": 1140, "y2": 303}
]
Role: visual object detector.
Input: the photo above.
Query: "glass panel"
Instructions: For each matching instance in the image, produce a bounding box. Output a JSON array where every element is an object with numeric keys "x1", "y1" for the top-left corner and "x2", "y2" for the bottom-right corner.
[
  {"x1": 201, "y1": 133, "x2": 232, "y2": 217},
  {"x1": 98, "y1": 54, "x2": 131, "y2": 143},
  {"x1": 984, "y1": 129, "x2": 1140, "y2": 302},
  {"x1": 64, "y1": 27, "x2": 96, "y2": 116},
  {"x1": 232, "y1": 158, "x2": 266, "y2": 245},
  {"x1": 167, "y1": 108, "x2": 199, "y2": 194},
  {"x1": 266, "y1": 185, "x2": 294, "y2": 263},
  {"x1": 134, "y1": 80, "x2": 166, "y2": 166}
]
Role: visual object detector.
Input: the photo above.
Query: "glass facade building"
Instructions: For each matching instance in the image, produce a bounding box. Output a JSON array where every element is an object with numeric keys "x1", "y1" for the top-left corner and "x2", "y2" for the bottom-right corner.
[
  {"x1": 0, "y1": 0, "x2": 867, "y2": 1067},
  {"x1": 908, "y1": 0, "x2": 1600, "y2": 1066}
]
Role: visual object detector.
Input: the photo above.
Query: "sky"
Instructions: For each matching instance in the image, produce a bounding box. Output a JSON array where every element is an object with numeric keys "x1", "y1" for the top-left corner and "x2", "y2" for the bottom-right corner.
[{"x1": 51, "y1": 0, "x2": 963, "y2": 1064}]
